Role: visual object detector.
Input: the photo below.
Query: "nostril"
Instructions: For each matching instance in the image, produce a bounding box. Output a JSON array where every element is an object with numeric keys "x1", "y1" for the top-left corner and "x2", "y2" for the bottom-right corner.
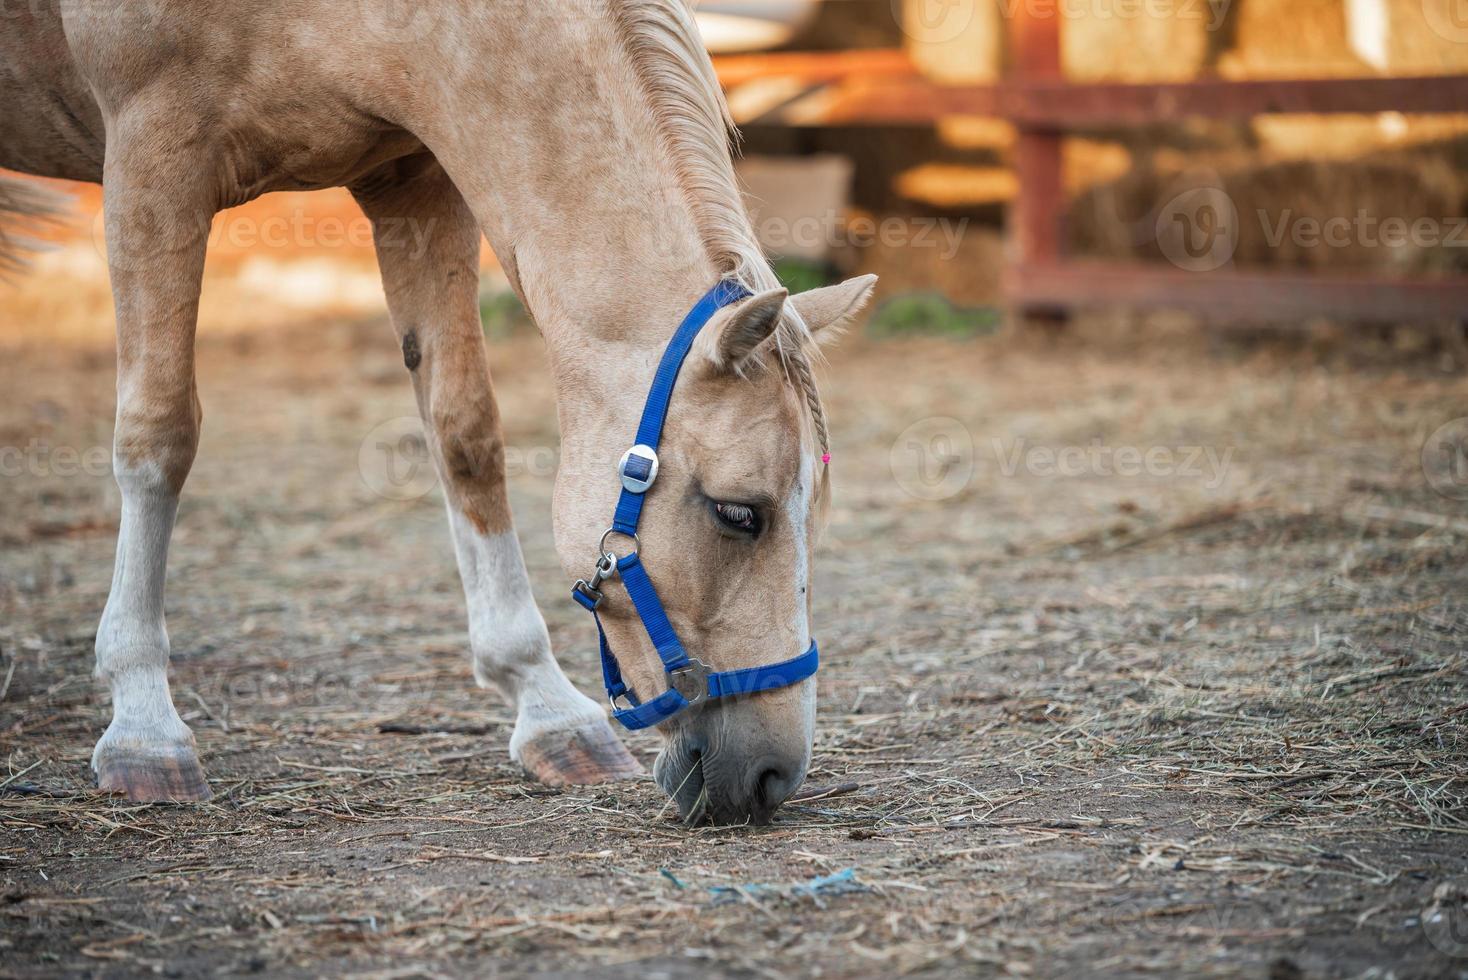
[{"x1": 756, "y1": 765, "x2": 792, "y2": 810}]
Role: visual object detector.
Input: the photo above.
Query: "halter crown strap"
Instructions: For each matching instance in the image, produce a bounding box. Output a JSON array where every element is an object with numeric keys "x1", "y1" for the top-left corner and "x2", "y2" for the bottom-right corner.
[
  {"x1": 611, "y1": 278, "x2": 747, "y2": 538},
  {"x1": 571, "y1": 279, "x2": 821, "y2": 731}
]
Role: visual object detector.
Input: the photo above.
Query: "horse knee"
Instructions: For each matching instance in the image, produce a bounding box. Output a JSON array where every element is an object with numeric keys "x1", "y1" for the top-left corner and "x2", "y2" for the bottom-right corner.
[
  {"x1": 430, "y1": 399, "x2": 510, "y2": 534},
  {"x1": 438, "y1": 419, "x2": 503, "y2": 484},
  {"x1": 113, "y1": 393, "x2": 201, "y2": 495}
]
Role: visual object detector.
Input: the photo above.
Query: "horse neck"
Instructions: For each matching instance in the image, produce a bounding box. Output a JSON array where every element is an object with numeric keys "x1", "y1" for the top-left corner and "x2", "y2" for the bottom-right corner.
[
  {"x1": 406, "y1": 3, "x2": 739, "y2": 349},
  {"x1": 396, "y1": 2, "x2": 756, "y2": 457}
]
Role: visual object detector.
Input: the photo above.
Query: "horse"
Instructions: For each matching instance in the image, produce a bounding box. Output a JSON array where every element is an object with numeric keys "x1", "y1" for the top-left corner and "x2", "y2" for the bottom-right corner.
[{"x1": 0, "y1": 0, "x2": 875, "y2": 824}]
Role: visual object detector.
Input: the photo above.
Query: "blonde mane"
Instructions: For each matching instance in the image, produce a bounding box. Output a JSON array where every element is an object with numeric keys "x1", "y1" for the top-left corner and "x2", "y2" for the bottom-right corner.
[{"x1": 609, "y1": 0, "x2": 831, "y2": 462}]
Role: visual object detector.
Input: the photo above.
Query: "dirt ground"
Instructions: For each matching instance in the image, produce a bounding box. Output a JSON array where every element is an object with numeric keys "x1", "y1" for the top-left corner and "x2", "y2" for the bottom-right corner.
[{"x1": 2, "y1": 296, "x2": 1467, "y2": 978}]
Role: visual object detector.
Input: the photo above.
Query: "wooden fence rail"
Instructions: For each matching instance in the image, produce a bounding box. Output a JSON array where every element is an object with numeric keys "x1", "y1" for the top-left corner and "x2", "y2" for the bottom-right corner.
[{"x1": 713, "y1": 19, "x2": 1468, "y2": 326}]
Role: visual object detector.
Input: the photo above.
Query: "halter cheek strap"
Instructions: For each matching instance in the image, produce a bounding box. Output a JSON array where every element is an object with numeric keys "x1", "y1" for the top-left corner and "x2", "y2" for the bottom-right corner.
[{"x1": 571, "y1": 279, "x2": 820, "y2": 731}]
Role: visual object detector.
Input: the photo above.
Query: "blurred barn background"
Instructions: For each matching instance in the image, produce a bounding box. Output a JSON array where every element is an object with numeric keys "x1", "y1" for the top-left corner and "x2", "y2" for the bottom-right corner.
[
  {"x1": 4, "y1": 3, "x2": 1468, "y2": 977},
  {"x1": 7, "y1": 0, "x2": 1468, "y2": 348}
]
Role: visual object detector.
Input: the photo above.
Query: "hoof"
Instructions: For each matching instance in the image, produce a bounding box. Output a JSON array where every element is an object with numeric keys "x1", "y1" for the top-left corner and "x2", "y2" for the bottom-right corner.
[
  {"x1": 516, "y1": 719, "x2": 645, "y2": 787},
  {"x1": 95, "y1": 747, "x2": 212, "y2": 802}
]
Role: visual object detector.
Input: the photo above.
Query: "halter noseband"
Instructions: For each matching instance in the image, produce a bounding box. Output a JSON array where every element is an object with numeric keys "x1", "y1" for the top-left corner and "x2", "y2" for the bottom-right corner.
[{"x1": 570, "y1": 280, "x2": 820, "y2": 731}]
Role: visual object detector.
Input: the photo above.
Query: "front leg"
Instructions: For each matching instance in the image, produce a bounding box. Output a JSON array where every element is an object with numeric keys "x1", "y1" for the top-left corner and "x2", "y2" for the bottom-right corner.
[
  {"x1": 91, "y1": 116, "x2": 212, "y2": 801},
  {"x1": 352, "y1": 157, "x2": 642, "y2": 785}
]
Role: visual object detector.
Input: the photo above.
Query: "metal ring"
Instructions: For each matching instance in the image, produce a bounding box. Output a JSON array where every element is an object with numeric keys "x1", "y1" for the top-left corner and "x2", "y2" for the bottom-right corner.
[{"x1": 599, "y1": 526, "x2": 640, "y2": 559}]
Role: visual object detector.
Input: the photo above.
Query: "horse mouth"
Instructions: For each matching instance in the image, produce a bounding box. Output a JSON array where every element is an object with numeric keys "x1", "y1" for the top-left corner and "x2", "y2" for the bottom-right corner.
[{"x1": 656, "y1": 745, "x2": 712, "y2": 826}]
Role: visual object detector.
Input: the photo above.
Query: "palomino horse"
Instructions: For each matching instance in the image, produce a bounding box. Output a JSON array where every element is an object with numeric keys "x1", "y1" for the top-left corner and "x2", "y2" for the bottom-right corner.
[{"x1": 0, "y1": 0, "x2": 874, "y2": 823}]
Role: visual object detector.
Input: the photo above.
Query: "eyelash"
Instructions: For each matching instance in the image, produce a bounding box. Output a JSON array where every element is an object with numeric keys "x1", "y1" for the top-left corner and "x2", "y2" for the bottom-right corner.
[{"x1": 712, "y1": 501, "x2": 762, "y2": 537}]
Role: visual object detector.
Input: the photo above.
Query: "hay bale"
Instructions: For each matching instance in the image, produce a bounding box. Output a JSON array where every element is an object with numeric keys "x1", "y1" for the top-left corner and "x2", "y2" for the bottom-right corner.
[
  {"x1": 1063, "y1": 4, "x2": 1212, "y2": 82},
  {"x1": 849, "y1": 222, "x2": 1003, "y2": 305},
  {"x1": 737, "y1": 154, "x2": 853, "y2": 262},
  {"x1": 1224, "y1": 0, "x2": 1362, "y2": 77},
  {"x1": 902, "y1": 0, "x2": 1211, "y2": 83},
  {"x1": 1220, "y1": 0, "x2": 1468, "y2": 161},
  {"x1": 1070, "y1": 156, "x2": 1465, "y2": 275},
  {"x1": 1219, "y1": 0, "x2": 1468, "y2": 77},
  {"x1": 901, "y1": 0, "x2": 1003, "y2": 84},
  {"x1": 1346, "y1": 0, "x2": 1468, "y2": 73}
]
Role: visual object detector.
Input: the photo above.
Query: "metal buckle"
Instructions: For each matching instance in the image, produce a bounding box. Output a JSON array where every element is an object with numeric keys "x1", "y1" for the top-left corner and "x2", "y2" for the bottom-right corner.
[
  {"x1": 572, "y1": 578, "x2": 603, "y2": 609},
  {"x1": 618, "y1": 445, "x2": 659, "y2": 494},
  {"x1": 667, "y1": 658, "x2": 712, "y2": 707}
]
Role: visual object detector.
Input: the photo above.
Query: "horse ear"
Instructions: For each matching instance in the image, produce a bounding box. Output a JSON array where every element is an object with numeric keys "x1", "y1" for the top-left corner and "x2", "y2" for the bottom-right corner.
[
  {"x1": 788, "y1": 274, "x2": 878, "y2": 341},
  {"x1": 699, "y1": 286, "x2": 788, "y2": 373}
]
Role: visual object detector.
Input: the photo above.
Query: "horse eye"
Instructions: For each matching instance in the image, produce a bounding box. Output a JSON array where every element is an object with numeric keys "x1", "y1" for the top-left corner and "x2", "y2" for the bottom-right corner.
[{"x1": 712, "y1": 501, "x2": 761, "y2": 536}]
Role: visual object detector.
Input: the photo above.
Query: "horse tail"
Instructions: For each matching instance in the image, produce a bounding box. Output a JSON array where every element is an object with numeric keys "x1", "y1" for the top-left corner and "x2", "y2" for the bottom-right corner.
[{"x1": 0, "y1": 174, "x2": 68, "y2": 274}]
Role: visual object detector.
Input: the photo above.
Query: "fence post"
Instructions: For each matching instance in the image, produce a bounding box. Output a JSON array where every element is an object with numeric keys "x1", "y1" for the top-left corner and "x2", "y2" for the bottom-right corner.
[{"x1": 1007, "y1": 2, "x2": 1067, "y2": 329}]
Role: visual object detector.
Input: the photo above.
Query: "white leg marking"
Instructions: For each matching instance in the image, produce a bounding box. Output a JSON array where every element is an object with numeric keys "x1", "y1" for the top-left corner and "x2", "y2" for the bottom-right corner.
[
  {"x1": 93, "y1": 460, "x2": 194, "y2": 771},
  {"x1": 443, "y1": 508, "x2": 607, "y2": 762}
]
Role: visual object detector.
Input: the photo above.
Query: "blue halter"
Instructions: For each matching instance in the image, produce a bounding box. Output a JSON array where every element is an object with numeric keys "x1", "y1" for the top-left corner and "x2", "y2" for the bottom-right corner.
[{"x1": 570, "y1": 280, "x2": 820, "y2": 731}]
